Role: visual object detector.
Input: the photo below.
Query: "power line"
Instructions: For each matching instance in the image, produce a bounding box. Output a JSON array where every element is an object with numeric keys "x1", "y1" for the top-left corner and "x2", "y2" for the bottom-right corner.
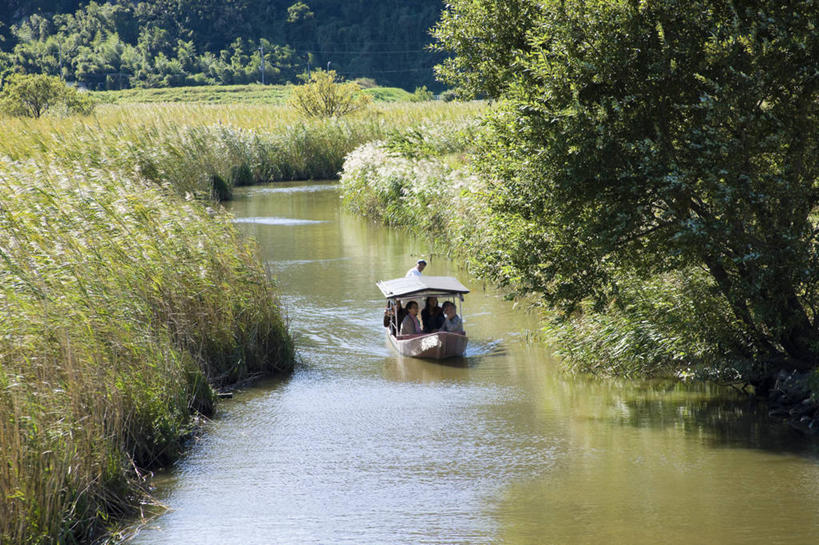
[
  {"x1": 293, "y1": 49, "x2": 432, "y2": 55},
  {"x1": 335, "y1": 67, "x2": 438, "y2": 75}
]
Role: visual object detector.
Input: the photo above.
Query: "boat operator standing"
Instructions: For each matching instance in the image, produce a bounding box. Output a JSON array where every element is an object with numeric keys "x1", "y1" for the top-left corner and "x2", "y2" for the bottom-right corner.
[{"x1": 406, "y1": 259, "x2": 426, "y2": 277}]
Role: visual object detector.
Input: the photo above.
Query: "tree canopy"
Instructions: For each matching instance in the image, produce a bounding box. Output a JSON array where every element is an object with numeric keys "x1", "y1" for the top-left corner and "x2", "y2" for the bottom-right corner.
[
  {"x1": 0, "y1": 0, "x2": 446, "y2": 91},
  {"x1": 288, "y1": 69, "x2": 371, "y2": 117},
  {"x1": 0, "y1": 72, "x2": 94, "y2": 116},
  {"x1": 434, "y1": 0, "x2": 819, "y2": 373}
]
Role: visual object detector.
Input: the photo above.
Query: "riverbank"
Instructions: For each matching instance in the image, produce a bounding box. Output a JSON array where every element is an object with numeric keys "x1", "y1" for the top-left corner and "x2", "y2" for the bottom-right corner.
[
  {"x1": 338, "y1": 127, "x2": 819, "y2": 434},
  {"x1": 0, "y1": 100, "x2": 486, "y2": 543},
  {"x1": 0, "y1": 159, "x2": 293, "y2": 544}
]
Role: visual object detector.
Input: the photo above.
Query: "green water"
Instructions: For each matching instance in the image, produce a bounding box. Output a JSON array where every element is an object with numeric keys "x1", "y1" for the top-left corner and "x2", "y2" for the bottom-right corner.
[{"x1": 130, "y1": 182, "x2": 819, "y2": 545}]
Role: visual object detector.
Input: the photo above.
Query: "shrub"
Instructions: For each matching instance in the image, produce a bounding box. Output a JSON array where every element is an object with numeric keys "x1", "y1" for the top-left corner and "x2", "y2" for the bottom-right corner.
[
  {"x1": 439, "y1": 89, "x2": 458, "y2": 102},
  {"x1": 0, "y1": 73, "x2": 96, "y2": 118},
  {"x1": 288, "y1": 69, "x2": 371, "y2": 117},
  {"x1": 410, "y1": 85, "x2": 434, "y2": 102},
  {"x1": 352, "y1": 77, "x2": 378, "y2": 89}
]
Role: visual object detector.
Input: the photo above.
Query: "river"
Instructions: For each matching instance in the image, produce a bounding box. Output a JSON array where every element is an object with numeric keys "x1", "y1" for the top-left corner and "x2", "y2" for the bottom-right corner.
[{"x1": 130, "y1": 181, "x2": 819, "y2": 545}]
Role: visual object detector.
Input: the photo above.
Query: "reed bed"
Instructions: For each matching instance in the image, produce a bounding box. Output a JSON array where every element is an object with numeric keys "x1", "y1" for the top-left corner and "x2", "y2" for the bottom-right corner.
[
  {"x1": 0, "y1": 159, "x2": 293, "y2": 544},
  {"x1": 0, "y1": 100, "x2": 480, "y2": 543},
  {"x1": 0, "y1": 102, "x2": 486, "y2": 199},
  {"x1": 339, "y1": 121, "x2": 485, "y2": 241}
]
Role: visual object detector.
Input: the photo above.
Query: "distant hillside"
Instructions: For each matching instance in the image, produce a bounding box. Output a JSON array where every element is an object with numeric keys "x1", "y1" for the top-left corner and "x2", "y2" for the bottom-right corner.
[{"x1": 0, "y1": 0, "x2": 446, "y2": 92}]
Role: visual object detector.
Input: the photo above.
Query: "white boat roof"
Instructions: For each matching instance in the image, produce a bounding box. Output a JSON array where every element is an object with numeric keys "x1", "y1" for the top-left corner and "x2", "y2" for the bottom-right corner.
[{"x1": 377, "y1": 276, "x2": 470, "y2": 298}]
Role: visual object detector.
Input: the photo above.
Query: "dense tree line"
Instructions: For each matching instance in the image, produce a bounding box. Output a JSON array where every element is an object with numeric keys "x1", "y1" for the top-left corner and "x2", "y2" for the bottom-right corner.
[
  {"x1": 0, "y1": 0, "x2": 445, "y2": 90},
  {"x1": 433, "y1": 0, "x2": 819, "y2": 379}
]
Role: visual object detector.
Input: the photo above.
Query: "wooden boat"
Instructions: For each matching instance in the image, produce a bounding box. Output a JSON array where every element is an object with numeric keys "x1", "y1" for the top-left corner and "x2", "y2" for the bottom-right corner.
[{"x1": 377, "y1": 275, "x2": 469, "y2": 359}]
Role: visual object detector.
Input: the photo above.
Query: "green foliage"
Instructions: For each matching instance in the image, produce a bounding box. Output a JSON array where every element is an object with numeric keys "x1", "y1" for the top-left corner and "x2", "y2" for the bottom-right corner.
[
  {"x1": 288, "y1": 69, "x2": 371, "y2": 117},
  {"x1": 542, "y1": 269, "x2": 758, "y2": 379},
  {"x1": 431, "y1": 0, "x2": 539, "y2": 99},
  {"x1": 434, "y1": 0, "x2": 819, "y2": 374},
  {"x1": 439, "y1": 89, "x2": 458, "y2": 102},
  {"x1": 0, "y1": 159, "x2": 293, "y2": 543},
  {"x1": 287, "y1": 1, "x2": 314, "y2": 23},
  {"x1": 91, "y1": 83, "x2": 418, "y2": 104},
  {"x1": 0, "y1": 72, "x2": 94, "y2": 117},
  {"x1": 0, "y1": 100, "x2": 485, "y2": 199},
  {"x1": 3, "y1": 0, "x2": 446, "y2": 91},
  {"x1": 340, "y1": 119, "x2": 483, "y2": 233},
  {"x1": 410, "y1": 85, "x2": 434, "y2": 102},
  {"x1": 93, "y1": 83, "x2": 291, "y2": 104},
  {"x1": 352, "y1": 77, "x2": 378, "y2": 89},
  {"x1": 361, "y1": 86, "x2": 413, "y2": 102}
]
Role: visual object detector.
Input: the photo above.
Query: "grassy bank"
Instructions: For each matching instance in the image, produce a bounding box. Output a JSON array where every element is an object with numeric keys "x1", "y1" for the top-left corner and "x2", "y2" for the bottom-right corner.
[
  {"x1": 91, "y1": 83, "x2": 413, "y2": 104},
  {"x1": 0, "y1": 161, "x2": 293, "y2": 544},
  {"x1": 0, "y1": 101, "x2": 486, "y2": 200},
  {"x1": 0, "y1": 158, "x2": 293, "y2": 544}
]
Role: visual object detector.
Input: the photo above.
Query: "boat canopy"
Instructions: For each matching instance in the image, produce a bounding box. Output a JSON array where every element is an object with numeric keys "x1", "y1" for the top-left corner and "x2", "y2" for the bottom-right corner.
[{"x1": 377, "y1": 276, "x2": 470, "y2": 299}]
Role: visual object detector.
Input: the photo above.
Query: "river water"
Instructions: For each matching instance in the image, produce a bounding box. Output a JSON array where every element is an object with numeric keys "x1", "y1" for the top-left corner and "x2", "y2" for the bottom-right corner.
[{"x1": 131, "y1": 182, "x2": 819, "y2": 545}]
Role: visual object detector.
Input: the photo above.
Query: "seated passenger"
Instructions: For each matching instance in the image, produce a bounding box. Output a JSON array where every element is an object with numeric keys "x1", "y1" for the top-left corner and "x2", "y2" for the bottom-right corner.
[
  {"x1": 383, "y1": 300, "x2": 403, "y2": 336},
  {"x1": 439, "y1": 301, "x2": 464, "y2": 334},
  {"x1": 421, "y1": 296, "x2": 444, "y2": 333},
  {"x1": 399, "y1": 300, "x2": 421, "y2": 335}
]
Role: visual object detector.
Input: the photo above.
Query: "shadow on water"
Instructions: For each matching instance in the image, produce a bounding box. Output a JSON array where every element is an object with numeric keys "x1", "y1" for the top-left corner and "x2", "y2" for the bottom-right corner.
[{"x1": 607, "y1": 380, "x2": 819, "y2": 460}]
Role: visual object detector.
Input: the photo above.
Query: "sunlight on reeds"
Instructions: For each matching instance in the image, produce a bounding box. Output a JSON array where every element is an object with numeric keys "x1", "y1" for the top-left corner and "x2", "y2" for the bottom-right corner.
[
  {"x1": 0, "y1": 102, "x2": 486, "y2": 199},
  {"x1": 0, "y1": 159, "x2": 293, "y2": 543},
  {"x1": 0, "y1": 99, "x2": 481, "y2": 543}
]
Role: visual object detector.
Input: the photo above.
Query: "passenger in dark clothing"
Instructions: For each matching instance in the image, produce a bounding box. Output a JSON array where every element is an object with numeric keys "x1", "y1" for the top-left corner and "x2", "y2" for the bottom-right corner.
[
  {"x1": 383, "y1": 300, "x2": 406, "y2": 336},
  {"x1": 421, "y1": 296, "x2": 444, "y2": 333}
]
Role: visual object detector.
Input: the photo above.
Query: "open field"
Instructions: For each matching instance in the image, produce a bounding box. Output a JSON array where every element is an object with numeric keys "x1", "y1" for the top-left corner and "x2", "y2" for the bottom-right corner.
[{"x1": 91, "y1": 83, "x2": 414, "y2": 104}]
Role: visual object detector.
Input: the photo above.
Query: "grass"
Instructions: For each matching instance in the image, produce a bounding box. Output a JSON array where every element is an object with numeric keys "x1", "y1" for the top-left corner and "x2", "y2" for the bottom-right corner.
[
  {"x1": 361, "y1": 87, "x2": 414, "y2": 102},
  {"x1": 0, "y1": 158, "x2": 294, "y2": 544},
  {"x1": 91, "y1": 83, "x2": 416, "y2": 105},
  {"x1": 0, "y1": 101, "x2": 487, "y2": 199}
]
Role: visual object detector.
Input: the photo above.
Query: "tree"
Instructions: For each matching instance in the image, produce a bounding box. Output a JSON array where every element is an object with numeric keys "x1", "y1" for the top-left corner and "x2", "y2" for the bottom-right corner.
[
  {"x1": 288, "y1": 69, "x2": 371, "y2": 117},
  {"x1": 434, "y1": 0, "x2": 819, "y2": 373},
  {"x1": 430, "y1": 0, "x2": 539, "y2": 99},
  {"x1": 0, "y1": 73, "x2": 95, "y2": 117},
  {"x1": 287, "y1": 1, "x2": 314, "y2": 23}
]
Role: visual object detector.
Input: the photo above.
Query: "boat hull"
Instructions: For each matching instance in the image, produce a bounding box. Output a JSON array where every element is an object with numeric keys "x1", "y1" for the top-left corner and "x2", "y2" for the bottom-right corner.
[{"x1": 387, "y1": 329, "x2": 468, "y2": 359}]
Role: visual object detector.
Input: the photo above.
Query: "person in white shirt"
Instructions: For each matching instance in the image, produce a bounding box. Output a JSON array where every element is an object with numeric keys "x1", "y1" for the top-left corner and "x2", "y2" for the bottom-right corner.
[
  {"x1": 440, "y1": 301, "x2": 464, "y2": 334},
  {"x1": 405, "y1": 259, "x2": 427, "y2": 277}
]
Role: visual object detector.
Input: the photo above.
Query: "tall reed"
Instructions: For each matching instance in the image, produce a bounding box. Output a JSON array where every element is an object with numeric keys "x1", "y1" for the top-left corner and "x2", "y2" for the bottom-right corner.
[
  {"x1": 0, "y1": 159, "x2": 293, "y2": 544},
  {"x1": 0, "y1": 102, "x2": 486, "y2": 199}
]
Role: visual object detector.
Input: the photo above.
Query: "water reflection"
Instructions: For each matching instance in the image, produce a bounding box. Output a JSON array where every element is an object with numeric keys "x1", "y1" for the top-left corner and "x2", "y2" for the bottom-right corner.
[{"x1": 129, "y1": 181, "x2": 819, "y2": 545}]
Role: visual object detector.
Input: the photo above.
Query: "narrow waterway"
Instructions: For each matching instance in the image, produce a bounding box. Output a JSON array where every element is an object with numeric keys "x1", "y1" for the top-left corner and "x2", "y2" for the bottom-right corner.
[{"x1": 132, "y1": 181, "x2": 819, "y2": 545}]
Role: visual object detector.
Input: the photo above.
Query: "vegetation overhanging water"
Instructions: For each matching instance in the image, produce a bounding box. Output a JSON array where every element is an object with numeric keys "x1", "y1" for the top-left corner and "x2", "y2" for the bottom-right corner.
[{"x1": 0, "y1": 100, "x2": 484, "y2": 544}]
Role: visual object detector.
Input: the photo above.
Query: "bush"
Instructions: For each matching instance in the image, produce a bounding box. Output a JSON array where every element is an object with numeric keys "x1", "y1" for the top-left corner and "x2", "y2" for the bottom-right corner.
[
  {"x1": 439, "y1": 89, "x2": 458, "y2": 102},
  {"x1": 288, "y1": 69, "x2": 371, "y2": 117},
  {"x1": 410, "y1": 85, "x2": 434, "y2": 102},
  {"x1": 0, "y1": 73, "x2": 96, "y2": 117}
]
